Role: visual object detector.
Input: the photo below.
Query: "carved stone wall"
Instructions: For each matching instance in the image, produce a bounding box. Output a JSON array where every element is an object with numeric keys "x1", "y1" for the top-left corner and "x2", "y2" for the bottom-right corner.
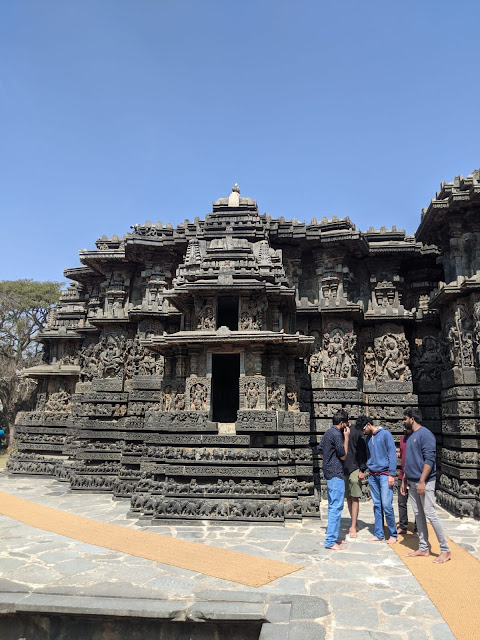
[{"x1": 10, "y1": 175, "x2": 480, "y2": 519}]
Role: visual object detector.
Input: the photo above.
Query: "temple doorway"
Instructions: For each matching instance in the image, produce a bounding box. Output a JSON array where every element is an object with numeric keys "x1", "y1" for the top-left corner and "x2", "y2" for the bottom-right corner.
[{"x1": 212, "y1": 353, "x2": 240, "y2": 423}]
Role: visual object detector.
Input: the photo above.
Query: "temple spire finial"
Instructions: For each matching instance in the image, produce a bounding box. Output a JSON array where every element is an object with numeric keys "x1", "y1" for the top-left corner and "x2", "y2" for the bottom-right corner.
[{"x1": 228, "y1": 183, "x2": 240, "y2": 207}]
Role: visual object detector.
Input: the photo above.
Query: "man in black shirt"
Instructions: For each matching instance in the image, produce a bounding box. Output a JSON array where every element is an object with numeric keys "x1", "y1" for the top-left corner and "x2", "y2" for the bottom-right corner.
[
  {"x1": 318, "y1": 409, "x2": 350, "y2": 550},
  {"x1": 343, "y1": 417, "x2": 367, "y2": 537}
]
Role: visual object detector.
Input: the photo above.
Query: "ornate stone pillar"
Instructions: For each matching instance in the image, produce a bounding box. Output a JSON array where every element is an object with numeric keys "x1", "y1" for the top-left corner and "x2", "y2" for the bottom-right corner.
[{"x1": 176, "y1": 353, "x2": 186, "y2": 379}]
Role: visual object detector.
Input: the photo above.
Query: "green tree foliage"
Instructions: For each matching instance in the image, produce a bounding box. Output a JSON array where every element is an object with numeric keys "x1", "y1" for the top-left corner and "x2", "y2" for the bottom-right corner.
[{"x1": 0, "y1": 280, "x2": 63, "y2": 447}]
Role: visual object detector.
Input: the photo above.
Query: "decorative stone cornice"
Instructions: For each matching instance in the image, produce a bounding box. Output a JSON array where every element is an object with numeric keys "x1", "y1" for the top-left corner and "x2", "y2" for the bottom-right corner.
[{"x1": 416, "y1": 170, "x2": 480, "y2": 245}]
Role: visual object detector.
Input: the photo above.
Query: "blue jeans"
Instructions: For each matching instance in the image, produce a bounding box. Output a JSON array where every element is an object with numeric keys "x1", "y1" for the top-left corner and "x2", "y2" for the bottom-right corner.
[
  {"x1": 368, "y1": 474, "x2": 397, "y2": 540},
  {"x1": 325, "y1": 477, "x2": 345, "y2": 547}
]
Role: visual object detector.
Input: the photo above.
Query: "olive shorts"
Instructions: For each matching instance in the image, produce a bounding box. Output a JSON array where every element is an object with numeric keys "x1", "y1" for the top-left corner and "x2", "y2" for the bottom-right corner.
[{"x1": 344, "y1": 469, "x2": 363, "y2": 498}]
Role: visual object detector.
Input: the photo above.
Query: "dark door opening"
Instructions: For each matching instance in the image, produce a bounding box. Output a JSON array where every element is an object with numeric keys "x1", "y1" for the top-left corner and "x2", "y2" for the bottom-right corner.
[
  {"x1": 217, "y1": 296, "x2": 238, "y2": 330},
  {"x1": 212, "y1": 354, "x2": 240, "y2": 423}
]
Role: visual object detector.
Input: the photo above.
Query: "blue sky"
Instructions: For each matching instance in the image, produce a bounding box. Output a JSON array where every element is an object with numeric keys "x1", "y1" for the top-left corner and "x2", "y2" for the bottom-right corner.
[{"x1": 1, "y1": 1, "x2": 479, "y2": 283}]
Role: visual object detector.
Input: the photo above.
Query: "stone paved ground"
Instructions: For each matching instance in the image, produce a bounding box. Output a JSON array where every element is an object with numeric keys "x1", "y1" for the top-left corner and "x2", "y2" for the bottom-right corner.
[{"x1": 1, "y1": 474, "x2": 478, "y2": 639}]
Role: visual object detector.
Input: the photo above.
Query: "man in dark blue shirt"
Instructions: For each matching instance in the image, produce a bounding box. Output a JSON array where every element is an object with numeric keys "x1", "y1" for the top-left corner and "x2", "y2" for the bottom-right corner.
[
  {"x1": 401, "y1": 407, "x2": 451, "y2": 563},
  {"x1": 318, "y1": 409, "x2": 350, "y2": 550}
]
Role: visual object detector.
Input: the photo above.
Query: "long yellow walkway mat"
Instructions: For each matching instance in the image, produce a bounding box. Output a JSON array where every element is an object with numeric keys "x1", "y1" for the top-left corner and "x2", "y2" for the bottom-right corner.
[
  {"x1": 392, "y1": 528, "x2": 480, "y2": 640},
  {"x1": 0, "y1": 490, "x2": 302, "y2": 588}
]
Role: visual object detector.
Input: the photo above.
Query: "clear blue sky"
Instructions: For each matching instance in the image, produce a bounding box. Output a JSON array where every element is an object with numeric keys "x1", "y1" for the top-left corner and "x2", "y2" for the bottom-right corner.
[{"x1": 1, "y1": 1, "x2": 479, "y2": 283}]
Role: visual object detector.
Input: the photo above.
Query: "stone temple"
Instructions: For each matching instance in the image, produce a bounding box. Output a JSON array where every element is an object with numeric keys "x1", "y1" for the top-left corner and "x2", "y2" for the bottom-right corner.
[{"x1": 8, "y1": 172, "x2": 480, "y2": 521}]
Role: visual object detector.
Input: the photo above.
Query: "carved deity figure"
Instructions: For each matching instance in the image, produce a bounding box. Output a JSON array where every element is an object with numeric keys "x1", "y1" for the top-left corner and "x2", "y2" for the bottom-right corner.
[
  {"x1": 45, "y1": 390, "x2": 71, "y2": 412},
  {"x1": 327, "y1": 333, "x2": 345, "y2": 377},
  {"x1": 382, "y1": 337, "x2": 404, "y2": 379},
  {"x1": 363, "y1": 347, "x2": 376, "y2": 381},
  {"x1": 98, "y1": 336, "x2": 123, "y2": 378},
  {"x1": 447, "y1": 319, "x2": 475, "y2": 368},
  {"x1": 36, "y1": 392, "x2": 47, "y2": 412},
  {"x1": 447, "y1": 325, "x2": 461, "y2": 366},
  {"x1": 412, "y1": 336, "x2": 444, "y2": 381},
  {"x1": 308, "y1": 350, "x2": 321, "y2": 374},
  {"x1": 79, "y1": 342, "x2": 100, "y2": 382},
  {"x1": 61, "y1": 342, "x2": 78, "y2": 366},
  {"x1": 473, "y1": 302, "x2": 480, "y2": 366},
  {"x1": 190, "y1": 383, "x2": 207, "y2": 411},
  {"x1": 163, "y1": 386, "x2": 172, "y2": 411},
  {"x1": 321, "y1": 330, "x2": 357, "y2": 378},
  {"x1": 462, "y1": 332, "x2": 474, "y2": 367},
  {"x1": 174, "y1": 392, "x2": 185, "y2": 411},
  {"x1": 267, "y1": 381, "x2": 283, "y2": 410},
  {"x1": 245, "y1": 381, "x2": 260, "y2": 409},
  {"x1": 196, "y1": 299, "x2": 215, "y2": 330},
  {"x1": 287, "y1": 389, "x2": 299, "y2": 412},
  {"x1": 139, "y1": 351, "x2": 156, "y2": 375},
  {"x1": 240, "y1": 297, "x2": 264, "y2": 330},
  {"x1": 375, "y1": 334, "x2": 411, "y2": 382}
]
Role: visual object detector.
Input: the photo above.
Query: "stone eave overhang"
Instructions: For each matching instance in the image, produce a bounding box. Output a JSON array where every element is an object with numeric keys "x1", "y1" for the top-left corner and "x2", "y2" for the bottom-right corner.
[
  {"x1": 309, "y1": 229, "x2": 368, "y2": 248},
  {"x1": 200, "y1": 229, "x2": 267, "y2": 242},
  {"x1": 165, "y1": 283, "x2": 294, "y2": 298},
  {"x1": 78, "y1": 257, "x2": 129, "y2": 277},
  {"x1": 128, "y1": 309, "x2": 182, "y2": 319},
  {"x1": 143, "y1": 330, "x2": 314, "y2": 355},
  {"x1": 76, "y1": 324, "x2": 100, "y2": 334},
  {"x1": 35, "y1": 330, "x2": 84, "y2": 342},
  {"x1": 124, "y1": 234, "x2": 186, "y2": 249},
  {"x1": 88, "y1": 318, "x2": 132, "y2": 327},
  {"x1": 79, "y1": 249, "x2": 126, "y2": 261},
  {"x1": 428, "y1": 275, "x2": 480, "y2": 309},
  {"x1": 165, "y1": 286, "x2": 295, "y2": 315},
  {"x1": 64, "y1": 266, "x2": 98, "y2": 282},
  {"x1": 416, "y1": 187, "x2": 480, "y2": 243},
  {"x1": 55, "y1": 310, "x2": 86, "y2": 318},
  {"x1": 364, "y1": 310, "x2": 415, "y2": 321},
  {"x1": 22, "y1": 364, "x2": 80, "y2": 378},
  {"x1": 367, "y1": 241, "x2": 436, "y2": 256},
  {"x1": 296, "y1": 302, "x2": 363, "y2": 314},
  {"x1": 414, "y1": 310, "x2": 439, "y2": 322},
  {"x1": 271, "y1": 226, "x2": 365, "y2": 244}
]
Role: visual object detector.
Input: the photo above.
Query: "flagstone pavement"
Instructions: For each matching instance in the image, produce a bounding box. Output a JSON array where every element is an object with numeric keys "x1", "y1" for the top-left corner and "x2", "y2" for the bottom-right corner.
[{"x1": 1, "y1": 474, "x2": 478, "y2": 639}]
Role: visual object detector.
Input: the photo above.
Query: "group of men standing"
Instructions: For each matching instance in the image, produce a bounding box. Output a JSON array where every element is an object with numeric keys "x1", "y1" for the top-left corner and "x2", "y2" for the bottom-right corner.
[{"x1": 318, "y1": 407, "x2": 451, "y2": 563}]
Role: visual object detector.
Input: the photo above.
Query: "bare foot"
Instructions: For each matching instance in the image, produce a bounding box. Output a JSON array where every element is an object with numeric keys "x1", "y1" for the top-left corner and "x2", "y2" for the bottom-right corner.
[
  {"x1": 348, "y1": 529, "x2": 357, "y2": 538},
  {"x1": 326, "y1": 543, "x2": 346, "y2": 550},
  {"x1": 368, "y1": 537, "x2": 384, "y2": 542},
  {"x1": 386, "y1": 537, "x2": 398, "y2": 545},
  {"x1": 406, "y1": 550, "x2": 430, "y2": 557},
  {"x1": 336, "y1": 539, "x2": 348, "y2": 545},
  {"x1": 397, "y1": 528, "x2": 408, "y2": 535},
  {"x1": 433, "y1": 552, "x2": 451, "y2": 564}
]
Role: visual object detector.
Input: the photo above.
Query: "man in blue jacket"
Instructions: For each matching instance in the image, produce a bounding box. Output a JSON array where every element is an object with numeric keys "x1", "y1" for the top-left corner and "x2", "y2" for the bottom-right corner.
[
  {"x1": 401, "y1": 407, "x2": 451, "y2": 563},
  {"x1": 356, "y1": 415, "x2": 397, "y2": 544}
]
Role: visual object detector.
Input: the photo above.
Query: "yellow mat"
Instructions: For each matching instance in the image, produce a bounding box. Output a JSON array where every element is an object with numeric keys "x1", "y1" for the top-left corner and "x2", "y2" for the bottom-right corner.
[
  {"x1": 392, "y1": 527, "x2": 480, "y2": 640},
  {"x1": 0, "y1": 490, "x2": 302, "y2": 588}
]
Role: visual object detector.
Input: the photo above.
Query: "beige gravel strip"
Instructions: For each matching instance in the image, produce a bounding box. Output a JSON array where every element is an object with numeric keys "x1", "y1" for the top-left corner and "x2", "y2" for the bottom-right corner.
[
  {"x1": 0, "y1": 490, "x2": 302, "y2": 587},
  {"x1": 393, "y1": 526, "x2": 480, "y2": 640}
]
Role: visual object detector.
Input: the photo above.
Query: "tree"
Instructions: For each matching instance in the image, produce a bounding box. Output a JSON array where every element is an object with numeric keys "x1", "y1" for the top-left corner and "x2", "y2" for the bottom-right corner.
[{"x1": 0, "y1": 279, "x2": 63, "y2": 448}]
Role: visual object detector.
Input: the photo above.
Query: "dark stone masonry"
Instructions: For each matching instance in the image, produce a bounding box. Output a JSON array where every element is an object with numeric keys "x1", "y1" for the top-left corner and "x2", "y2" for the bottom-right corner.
[{"x1": 9, "y1": 172, "x2": 480, "y2": 520}]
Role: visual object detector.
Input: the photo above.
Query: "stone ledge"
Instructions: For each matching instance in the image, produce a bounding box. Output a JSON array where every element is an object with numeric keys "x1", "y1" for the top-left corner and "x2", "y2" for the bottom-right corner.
[{"x1": 0, "y1": 592, "x2": 268, "y2": 623}]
